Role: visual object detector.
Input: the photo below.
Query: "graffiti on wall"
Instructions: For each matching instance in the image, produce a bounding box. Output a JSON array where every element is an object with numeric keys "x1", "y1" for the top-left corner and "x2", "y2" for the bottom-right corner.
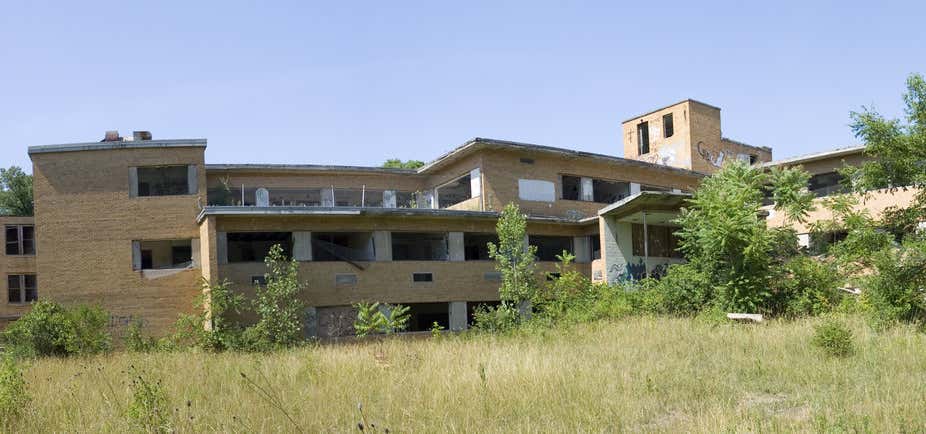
[
  {"x1": 637, "y1": 141, "x2": 684, "y2": 167},
  {"x1": 607, "y1": 258, "x2": 671, "y2": 284}
]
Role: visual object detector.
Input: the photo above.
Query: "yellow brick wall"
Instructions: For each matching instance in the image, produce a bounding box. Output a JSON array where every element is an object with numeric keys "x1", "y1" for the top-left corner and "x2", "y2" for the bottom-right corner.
[{"x1": 31, "y1": 146, "x2": 207, "y2": 335}]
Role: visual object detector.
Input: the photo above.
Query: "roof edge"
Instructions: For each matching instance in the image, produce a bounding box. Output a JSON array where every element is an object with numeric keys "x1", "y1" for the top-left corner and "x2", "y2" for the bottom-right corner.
[
  {"x1": 28, "y1": 139, "x2": 207, "y2": 155},
  {"x1": 761, "y1": 145, "x2": 866, "y2": 168},
  {"x1": 622, "y1": 99, "x2": 721, "y2": 124},
  {"x1": 206, "y1": 164, "x2": 418, "y2": 175}
]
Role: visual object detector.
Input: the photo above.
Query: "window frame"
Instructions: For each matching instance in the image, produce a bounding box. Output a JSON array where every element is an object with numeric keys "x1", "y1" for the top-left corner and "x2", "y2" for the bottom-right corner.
[
  {"x1": 7, "y1": 274, "x2": 37, "y2": 304},
  {"x1": 662, "y1": 113, "x2": 674, "y2": 138},
  {"x1": 5, "y1": 225, "x2": 35, "y2": 256},
  {"x1": 637, "y1": 121, "x2": 650, "y2": 155},
  {"x1": 133, "y1": 165, "x2": 195, "y2": 198}
]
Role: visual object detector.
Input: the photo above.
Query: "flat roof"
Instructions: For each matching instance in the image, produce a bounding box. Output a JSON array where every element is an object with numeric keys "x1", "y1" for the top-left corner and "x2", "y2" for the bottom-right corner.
[
  {"x1": 28, "y1": 139, "x2": 207, "y2": 155},
  {"x1": 418, "y1": 137, "x2": 708, "y2": 177},
  {"x1": 761, "y1": 145, "x2": 866, "y2": 168},
  {"x1": 597, "y1": 191, "x2": 692, "y2": 219},
  {"x1": 206, "y1": 164, "x2": 418, "y2": 175},
  {"x1": 197, "y1": 205, "x2": 594, "y2": 225},
  {"x1": 621, "y1": 99, "x2": 721, "y2": 124}
]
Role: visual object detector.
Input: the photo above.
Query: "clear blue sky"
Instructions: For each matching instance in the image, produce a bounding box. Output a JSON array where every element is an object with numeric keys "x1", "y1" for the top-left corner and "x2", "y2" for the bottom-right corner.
[{"x1": 2, "y1": 1, "x2": 924, "y2": 172}]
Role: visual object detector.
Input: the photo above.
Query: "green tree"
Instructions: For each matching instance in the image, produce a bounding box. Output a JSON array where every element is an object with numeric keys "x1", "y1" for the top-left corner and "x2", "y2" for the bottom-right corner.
[
  {"x1": 488, "y1": 203, "x2": 538, "y2": 305},
  {"x1": 0, "y1": 167, "x2": 33, "y2": 216},
  {"x1": 249, "y1": 244, "x2": 307, "y2": 348},
  {"x1": 382, "y1": 159, "x2": 425, "y2": 170},
  {"x1": 674, "y1": 161, "x2": 815, "y2": 313}
]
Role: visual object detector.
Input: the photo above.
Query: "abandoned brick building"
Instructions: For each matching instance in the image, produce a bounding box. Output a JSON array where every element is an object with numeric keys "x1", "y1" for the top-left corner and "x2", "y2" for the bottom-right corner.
[{"x1": 0, "y1": 99, "x2": 896, "y2": 337}]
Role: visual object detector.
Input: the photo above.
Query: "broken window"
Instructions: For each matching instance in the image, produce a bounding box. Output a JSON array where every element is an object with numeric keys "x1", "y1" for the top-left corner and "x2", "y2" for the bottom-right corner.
[
  {"x1": 135, "y1": 240, "x2": 194, "y2": 270},
  {"x1": 631, "y1": 224, "x2": 683, "y2": 258},
  {"x1": 530, "y1": 235, "x2": 574, "y2": 262},
  {"x1": 7, "y1": 274, "x2": 37, "y2": 304},
  {"x1": 137, "y1": 166, "x2": 191, "y2": 197},
  {"x1": 412, "y1": 272, "x2": 433, "y2": 282},
  {"x1": 637, "y1": 122, "x2": 650, "y2": 154},
  {"x1": 311, "y1": 232, "x2": 374, "y2": 262},
  {"x1": 749, "y1": 154, "x2": 758, "y2": 165},
  {"x1": 592, "y1": 179, "x2": 631, "y2": 203},
  {"x1": 227, "y1": 232, "x2": 292, "y2": 263},
  {"x1": 808, "y1": 172, "x2": 847, "y2": 197},
  {"x1": 464, "y1": 233, "x2": 498, "y2": 260},
  {"x1": 391, "y1": 232, "x2": 448, "y2": 261},
  {"x1": 395, "y1": 191, "x2": 418, "y2": 208},
  {"x1": 437, "y1": 173, "x2": 472, "y2": 208},
  {"x1": 334, "y1": 189, "x2": 364, "y2": 207},
  {"x1": 270, "y1": 188, "x2": 323, "y2": 206},
  {"x1": 363, "y1": 189, "x2": 384, "y2": 207},
  {"x1": 5, "y1": 225, "x2": 34, "y2": 255},
  {"x1": 589, "y1": 234, "x2": 601, "y2": 260},
  {"x1": 663, "y1": 113, "x2": 674, "y2": 138},
  {"x1": 404, "y1": 303, "x2": 449, "y2": 332},
  {"x1": 561, "y1": 175, "x2": 581, "y2": 201}
]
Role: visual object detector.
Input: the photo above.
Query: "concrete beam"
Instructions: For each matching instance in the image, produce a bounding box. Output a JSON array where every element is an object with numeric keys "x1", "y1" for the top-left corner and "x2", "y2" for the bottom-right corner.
[{"x1": 216, "y1": 232, "x2": 228, "y2": 265}]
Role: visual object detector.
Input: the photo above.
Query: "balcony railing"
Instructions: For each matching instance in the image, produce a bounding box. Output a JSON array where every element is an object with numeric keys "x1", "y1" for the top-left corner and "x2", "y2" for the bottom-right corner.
[{"x1": 208, "y1": 186, "x2": 424, "y2": 208}]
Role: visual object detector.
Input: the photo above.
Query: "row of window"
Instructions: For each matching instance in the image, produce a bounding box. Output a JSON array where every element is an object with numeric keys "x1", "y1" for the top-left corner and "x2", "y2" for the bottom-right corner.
[
  {"x1": 7, "y1": 274, "x2": 37, "y2": 304},
  {"x1": 5, "y1": 225, "x2": 34, "y2": 256},
  {"x1": 637, "y1": 113, "x2": 674, "y2": 155}
]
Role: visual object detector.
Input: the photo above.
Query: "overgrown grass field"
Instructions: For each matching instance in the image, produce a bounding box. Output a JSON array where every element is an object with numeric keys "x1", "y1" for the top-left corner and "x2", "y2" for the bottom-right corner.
[{"x1": 8, "y1": 315, "x2": 926, "y2": 432}]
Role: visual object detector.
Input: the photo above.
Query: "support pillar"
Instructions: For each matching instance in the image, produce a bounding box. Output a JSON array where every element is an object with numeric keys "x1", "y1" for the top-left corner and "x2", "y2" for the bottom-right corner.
[{"x1": 449, "y1": 301, "x2": 467, "y2": 331}]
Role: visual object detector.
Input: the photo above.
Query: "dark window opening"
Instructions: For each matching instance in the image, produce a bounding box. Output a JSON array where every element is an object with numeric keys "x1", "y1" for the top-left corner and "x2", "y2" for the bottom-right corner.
[
  {"x1": 137, "y1": 166, "x2": 190, "y2": 197},
  {"x1": 412, "y1": 272, "x2": 433, "y2": 282},
  {"x1": 520, "y1": 158, "x2": 535, "y2": 165},
  {"x1": 392, "y1": 232, "x2": 448, "y2": 261},
  {"x1": 269, "y1": 188, "x2": 323, "y2": 207},
  {"x1": 251, "y1": 275, "x2": 267, "y2": 286},
  {"x1": 136, "y1": 240, "x2": 193, "y2": 270},
  {"x1": 546, "y1": 272, "x2": 562, "y2": 281},
  {"x1": 749, "y1": 154, "x2": 758, "y2": 165},
  {"x1": 641, "y1": 185, "x2": 671, "y2": 192},
  {"x1": 464, "y1": 233, "x2": 498, "y2": 260},
  {"x1": 663, "y1": 113, "x2": 674, "y2": 138},
  {"x1": 5, "y1": 225, "x2": 34, "y2": 256},
  {"x1": 561, "y1": 175, "x2": 581, "y2": 201},
  {"x1": 405, "y1": 303, "x2": 450, "y2": 332},
  {"x1": 437, "y1": 173, "x2": 473, "y2": 208},
  {"x1": 810, "y1": 230, "x2": 849, "y2": 255},
  {"x1": 808, "y1": 172, "x2": 847, "y2": 197},
  {"x1": 227, "y1": 232, "x2": 293, "y2": 263},
  {"x1": 530, "y1": 235, "x2": 574, "y2": 262},
  {"x1": 589, "y1": 235, "x2": 601, "y2": 260},
  {"x1": 8, "y1": 274, "x2": 37, "y2": 304},
  {"x1": 637, "y1": 122, "x2": 650, "y2": 155},
  {"x1": 311, "y1": 232, "x2": 374, "y2": 262},
  {"x1": 631, "y1": 224, "x2": 683, "y2": 258},
  {"x1": 592, "y1": 179, "x2": 631, "y2": 203},
  {"x1": 395, "y1": 191, "x2": 417, "y2": 208},
  {"x1": 334, "y1": 189, "x2": 364, "y2": 207}
]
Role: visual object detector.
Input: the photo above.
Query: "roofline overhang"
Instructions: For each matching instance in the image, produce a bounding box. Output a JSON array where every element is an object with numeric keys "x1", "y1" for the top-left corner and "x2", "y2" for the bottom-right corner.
[
  {"x1": 597, "y1": 191, "x2": 692, "y2": 218},
  {"x1": 28, "y1": 139, "x2": 207, "y2": 155},
  {"x1": 196, "y1": 206, "x2": 596, "y2": 225},
  {"x1": 761, "y1": 145, "x2": 866, "y2": 168},
  {"x1": 206, "y1": 164, "x2": 419, "y2": 175}
]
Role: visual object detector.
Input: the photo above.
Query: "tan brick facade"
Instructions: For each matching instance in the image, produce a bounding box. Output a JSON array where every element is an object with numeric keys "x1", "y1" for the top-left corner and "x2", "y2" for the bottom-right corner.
[{"x1": 0, "y1": 216, "x2": 37, "y2": 326}]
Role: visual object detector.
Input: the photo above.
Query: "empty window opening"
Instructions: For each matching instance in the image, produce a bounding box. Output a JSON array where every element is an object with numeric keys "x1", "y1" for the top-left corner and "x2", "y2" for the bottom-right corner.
[
  {"x1": 637, "y1": 122, "x2": 650, "y2": 154},
  {"x1": 808, "y1": 172, "x2": 846, "y2": 197},
  {"x1": 519, "y1": 157, "x2": 535, "y2": 165},
  {"x1": 137, "y1": 166, "x2": 190, "y2": 197},
  {"x1": 334, "y1": 189, "x2": 364, "y2": 207},
  {"x1": 663, "y1": 113, "x2": 674, "y2": 138},
  {"x1": 392, "y1": 232, "x2": 448, "y2": 261},
  {"x1": 749, "y1": 154, "x2": 758, "y2": 165},
  {"x1": 467, "y1": 301, "x2": 502, "y2": 326},
  {"x1": 412, "y1": 272, "x2": 433, "y2": 282},
  {"x1": 641, "y1": 185, "x2": 671, "y2": 193},
  {"x1": 227, "y1": 232, "x2": 293, "y2": 263},
  {"x1": 311, "y1": 232, "x2": 374, "y2": 262},
  {"x1": 437, "y1": 173, "x2": 473, "y2": 208},
  {"x1": 5, "y1": 225, "x2": 34, "y2": 256},
  {"x1": 589, "y1": 234, "x2": 601, "y2": 260},
  {"x1": 809, "y1": 230, "x2": 849, "y2": 255},
  {"x1": 395, "y1": 191, "x2": 418, "y2": 208},
  {"x1": 136, "y1": 240, "x2": 193, "y2": 270},
  {"x1": 561, "y1": 175, "x2": 581, "y2": 201},
  {"x1": 270, "y1": 188, "x2": 323, "y2": 207},
  {"x1": 530, "y1": 235, "x2": 574, "y2": 262},
  {"x1": 8, "y1": 274, "x2": 36, "y2": 304},
  {"x1": 251, "y1": 275, "x2": 267, "y2": 285},
  {"x1": 335, "y1": 273, "x2": 358, "y2": 285},
  {"x1": 484, "y1": 272, "x2": 502, "y2": 281},
  {"x1": 404, "y1": 303, "x2": 450, "y2": 332},
  {"x1": 464, "y1": 233, "x2": 498, "y2": 260},
  {"x1": 592, "y1": 179, "x2": 630, "y2": 203},
  {"x1": 631, "y1": 224, "x2": 683, "y2": 258}
]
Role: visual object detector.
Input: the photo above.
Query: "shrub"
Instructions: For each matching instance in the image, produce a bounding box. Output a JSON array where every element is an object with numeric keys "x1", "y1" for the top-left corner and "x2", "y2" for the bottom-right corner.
[
  {"x1": 2, "y1": 301, "x2": 111, "y2": 358},
  {"x1": 643, "y1": 264, "x2": 712, "y2": 315},
  {"x1": 488, "y1": 203, "x2": 538, "y2": 306},
  {"x1": 126, "y1": 367, "x2": 171, "y2": 433},
  {"x1": 0, "y1": 357, "x2": 29, "y2": 425},
  {"x1": 472, "y1": 302, "x2": 521, "y2": 333},
  {"x1": 775, "y1": 256, "x2": 844, "y2": 317},
  {"x1": 811, "y1": 318, "x2": 855, "y2": 358},
  {"x1": 124, "y1": 320, "x2": 158, "y2": 353},
  {"x1": 249, "y1": 244, "x2": 308, "y2": 349},
  {"x1": 860, "y1": 239, "x2": 926, "y2": 328},
  {"x1": 353, "y1": 302, "x2": 411, "y2": 337}
]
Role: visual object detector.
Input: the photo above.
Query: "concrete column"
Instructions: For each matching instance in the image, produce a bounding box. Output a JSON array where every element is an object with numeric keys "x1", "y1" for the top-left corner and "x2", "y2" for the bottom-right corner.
[
  {"x1": 630, "y1": 183, "x2": 641, "y2": 195},
  {"x1": 131, "y1": 240, "x2": 141, "y2": 270},
  {"x1": 321, "y1": 187, "x2": 334, "y2": 207},
  {"x1": 293, "y1": 231, "x2": 312, "y2": 261},
  {"x1": 128, "y1": 167, "x2": 139, "y2": 197},
  {"x1": 374, "y1": 231, "x2": 392, "y2": 261},
  {"x1": 448, "y1": 232, "x2": 465, "y2": 261},
  {"x1": 303, "y1": 306, "x2": 318, "y2": 338},
  {"x1": 419, "y1": 191, "x2": 435, "y2": 209},
  {"x1": 449, "y1": 301, "x2": 467, "y2": 331},
  {"x1": 580, "y1": 177, "x2": 594, "y2": 201},
  {"x1": 601, "y1": 216, "x2": 635, "y2": 284},
  {"x1": 216, "y1": 232, "x2": 228, "y2": 265},
  {"x1": 191, "y1": 238, "x2": 201, "y2": 268},
  {"x1": 187, "y1": 165, "x2": 199, "y2": 195},
  {"x1": 573, "y1": 236, "x2": 590, "y2": 263},
  {"x1": 523, "y1": 234, "x2": 531, "y2": 252},
  {"x1": 383, "y1": 190, "x2": 397, "y2": 208}
]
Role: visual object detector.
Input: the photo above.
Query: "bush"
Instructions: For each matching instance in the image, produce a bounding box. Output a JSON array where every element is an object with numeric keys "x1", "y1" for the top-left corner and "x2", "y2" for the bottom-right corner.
[
  {"x1": 775, "y1": 256, "x2": 844, "y2": 317},
  {"x1": 643, "y1": 264, "x2": 712, "y2": 315},
  {"x1": 249, "y1": 244, "x2": 307, "y2": 349},
  {"x1": 472, "y1": 302, "x2": 522, "y2": 332},
  {"x1": 860, "y1": 239, "x2": 926, "y2": 328},
  {"x1": 124, "y1": 320, "x2": 158, "y2": 353},
  {"x1": 126, "y1": 367, "x2": 171, "y2": 433},
  {"x1": 811, "y1": 318, "x2": 855, "y2": 358},
  {"x1": 2, "y1": 301, "x2": 111, "y2": 358},
  {"x1": 353, "y1": 302, "x2": 411, "y2": 337},
  {"x1": 0, "y1": 357, "x2": 29, "y2": 425}
]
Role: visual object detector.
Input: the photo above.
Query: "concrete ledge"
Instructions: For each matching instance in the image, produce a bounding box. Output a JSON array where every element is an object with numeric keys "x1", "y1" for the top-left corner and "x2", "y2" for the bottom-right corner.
[
  {"x1": 196, "y1": 206, "x2": 593, "y2": 225},
  {"x1": 28, "y1": 139, "x2": 207, "y2": 155}
]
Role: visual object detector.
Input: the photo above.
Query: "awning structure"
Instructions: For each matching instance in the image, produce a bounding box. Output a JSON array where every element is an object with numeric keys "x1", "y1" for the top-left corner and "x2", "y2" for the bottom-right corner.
[{"x1": 598, "y1": 191, "x2": 691, "y2": 224}]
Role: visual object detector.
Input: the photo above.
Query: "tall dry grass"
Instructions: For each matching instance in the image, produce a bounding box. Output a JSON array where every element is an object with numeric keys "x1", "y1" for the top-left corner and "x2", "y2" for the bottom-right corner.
[{"x1": 7, "y1": 315, "x2": 926, "y2": 432}]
